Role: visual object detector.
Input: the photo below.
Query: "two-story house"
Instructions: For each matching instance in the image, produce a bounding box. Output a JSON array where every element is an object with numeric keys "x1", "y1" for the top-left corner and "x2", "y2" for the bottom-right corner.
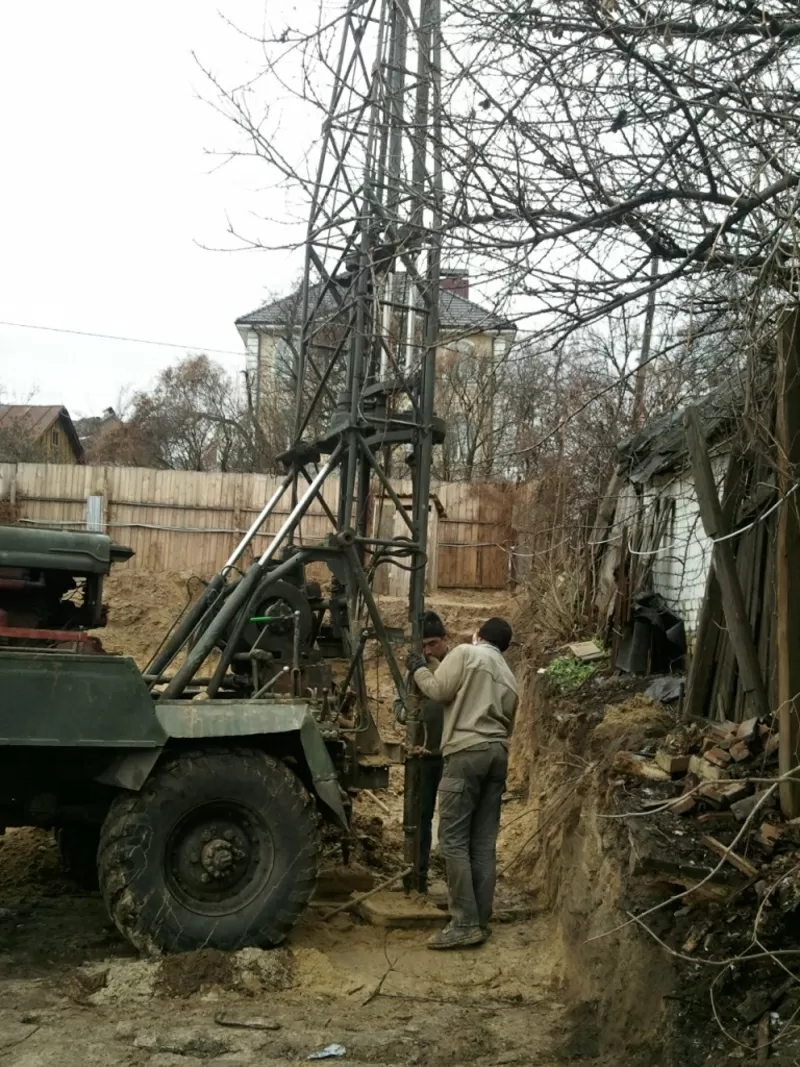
[{"x1": 235, "y1": 272, "x2": 516, "y2": 477}]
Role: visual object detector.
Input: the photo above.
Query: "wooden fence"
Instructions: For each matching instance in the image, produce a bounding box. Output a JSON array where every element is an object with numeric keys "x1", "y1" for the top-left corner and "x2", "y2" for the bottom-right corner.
[{"x1": 0, "y1": 463, "x2": 516, "y2": 591}]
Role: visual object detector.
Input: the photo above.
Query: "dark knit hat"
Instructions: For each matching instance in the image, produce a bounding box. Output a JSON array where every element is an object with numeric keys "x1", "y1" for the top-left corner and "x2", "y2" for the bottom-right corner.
[
  {"x1": 422, "y1": 610, "x2": 447, "y2": 639},
  {"x1": 478, "y1": 616, "x2": 512, "y2": 652}
]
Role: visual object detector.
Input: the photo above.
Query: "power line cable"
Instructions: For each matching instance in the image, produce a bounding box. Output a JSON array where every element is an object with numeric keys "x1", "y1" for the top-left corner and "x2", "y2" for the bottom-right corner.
[{"x1": 0, "y1": 320, "x2": 246, "y2": 359}]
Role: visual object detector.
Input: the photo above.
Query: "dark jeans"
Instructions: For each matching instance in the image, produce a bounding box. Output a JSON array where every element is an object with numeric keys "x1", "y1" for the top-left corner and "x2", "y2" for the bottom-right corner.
[
  {"x1": 437, "y1": 742, "x2": 508, "y2": 928},
  {"x1": 419, "y1": 756, "x2": 443, "y2": 886}
]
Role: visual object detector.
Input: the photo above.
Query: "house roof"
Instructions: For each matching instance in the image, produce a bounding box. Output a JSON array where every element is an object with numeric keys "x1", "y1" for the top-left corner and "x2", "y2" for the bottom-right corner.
[
  {"x1": 236, "y1": 275, "x2": 515, "y2": 334},
  {"x1": 0, "y1": 405, "x2": 85, "y2": 462},
  {"x1": 617, "y1": 384, "x2": 741, "y2": 484},
  {"x1": 73, "y1": 408, "x2": 121, "y2": 443}
]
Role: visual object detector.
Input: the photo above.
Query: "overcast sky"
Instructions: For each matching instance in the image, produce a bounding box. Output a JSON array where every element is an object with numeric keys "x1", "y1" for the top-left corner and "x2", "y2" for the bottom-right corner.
[{"x1": 0, "y1": 2, "x2": 308, "y2": 417}]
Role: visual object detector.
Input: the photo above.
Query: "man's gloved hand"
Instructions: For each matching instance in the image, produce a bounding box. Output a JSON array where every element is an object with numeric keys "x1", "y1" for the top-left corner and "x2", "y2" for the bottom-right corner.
[
  {"x1": 405, "y1": 650, "x2": 427, "y2": 674},
  {"x1": 393, "y1": 698, "x2": 407, "y2": 725}
]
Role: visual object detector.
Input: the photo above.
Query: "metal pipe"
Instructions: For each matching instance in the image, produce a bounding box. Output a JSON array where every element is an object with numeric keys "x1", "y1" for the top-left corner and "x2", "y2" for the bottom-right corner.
[
  {"x1": 160, "y1": 455, "x2": 339, "y2": 700},
  {"x1": 404, "y1": 0, "x2": 440, "y2": 895},
  {"x1": 336, "y1": 628, "x2": 369, "y2": 715},
  {"x1": 224, "y1": 471, "x2": 294, "y2": 570},
  {"x1": 147, "y1": 474, "x2": 294, "y2": 682},
  {"x1": 258, "y1": 450, "x2": 341, "y2": 567},
  {"x1": 145, "y1": 572, "x2": 227, "y2": 681},
  {"x1": 252, "y1": 665, "x2": 290, "y2": 699},
  {"x1": 204, "y1": 582, "x2": 258, "y2": 699},
  {"x1": 292, "y1": 610, "x2": 302, "y2": 697},
  {"x1": 357, "y1": 433, "x2": 414, "y2": 531},
  {"x1": 345, "y1": 543, "x2": 408, "y2": 700}
]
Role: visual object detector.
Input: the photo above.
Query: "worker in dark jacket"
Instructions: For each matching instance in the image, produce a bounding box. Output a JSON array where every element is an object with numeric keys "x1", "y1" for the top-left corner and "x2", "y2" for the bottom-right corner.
[
  {"x1": 394, "y1": 610, "x2": 448, "y2": 894},
  {"x1": 406, "y1": 617, "x2": 518, "y2": 950}
]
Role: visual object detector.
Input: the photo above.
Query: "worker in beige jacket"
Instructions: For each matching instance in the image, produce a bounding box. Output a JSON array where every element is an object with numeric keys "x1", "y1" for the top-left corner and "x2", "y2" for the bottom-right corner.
[{"x1": 406, "y1": 616, "x2": 518, "y2": 949}]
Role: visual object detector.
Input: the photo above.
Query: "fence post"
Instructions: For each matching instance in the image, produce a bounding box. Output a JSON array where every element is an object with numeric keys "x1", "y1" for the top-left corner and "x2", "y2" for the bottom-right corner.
[{"x1": 684, "y1": 407, "x2": 769, "y2": 723}]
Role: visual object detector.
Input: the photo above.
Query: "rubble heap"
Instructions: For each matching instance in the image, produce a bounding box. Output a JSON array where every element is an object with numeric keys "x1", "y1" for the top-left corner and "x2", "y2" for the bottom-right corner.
[{"x1": 610, "y1": 711, "x2": 800, "y2": 1061}]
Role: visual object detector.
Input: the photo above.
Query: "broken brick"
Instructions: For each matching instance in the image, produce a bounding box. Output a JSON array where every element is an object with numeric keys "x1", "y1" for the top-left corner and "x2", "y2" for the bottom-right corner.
[
  {"x1": 655, "y1": 750, "x2": 691, "y2": 776},
  {"x1": 611, "y1": 751, "x2": 671, "y2": 782},
  {"x1": 708, "y1": 720, "x2": 738, "y2": 742},
  {"x1": 689, "y1": 754, "x2": 728, "y2": 782},
  {"x1": 696, "y1": 811, "x2": 735, "y2": 825},
  {"x1": 736, "y1": 717, "x2": 760, "y2": 744},
  {"x1": 704, "y1": 747, "x2": 733, "y2": 768},
  {"x1": 755, "y1": 822, "x2": 783, "y2": 852},
  {"x1": 639, "y1": 795, "x2": 695, "y2": 815},
  {"x1": 698, "y1": 781, "x2": 752, "y2": 807},
  {"x1": 728, "y1": 740, "x2": 751, "y2": 763}
]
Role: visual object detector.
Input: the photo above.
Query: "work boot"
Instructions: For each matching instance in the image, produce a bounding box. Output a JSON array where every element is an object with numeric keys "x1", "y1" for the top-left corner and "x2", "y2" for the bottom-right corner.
[
  {"x1": 427, "y1": 922, "x2": 484, "y2": 950},
  {"x1": 481, "y1": 925, "x2": 492, "y2": 941}
]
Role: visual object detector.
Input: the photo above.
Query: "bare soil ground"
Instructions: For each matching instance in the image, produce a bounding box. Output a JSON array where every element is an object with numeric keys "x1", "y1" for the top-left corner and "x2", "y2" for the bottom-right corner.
[
  {"x1": 0, "y1": 811, "x2": 570, "y2": 1067},
  {"x1": 0, "y1": 580, "x2": 599, "y2": 1067}
]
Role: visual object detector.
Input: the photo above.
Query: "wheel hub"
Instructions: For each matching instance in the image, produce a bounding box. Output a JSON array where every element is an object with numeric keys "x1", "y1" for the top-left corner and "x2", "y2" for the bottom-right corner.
[
  {"x1": 201, "y1": 836, "x2": 242, "y2": 878},
  {"x1": 167, "y1": 805, "x2": 273, "y2": 912}
]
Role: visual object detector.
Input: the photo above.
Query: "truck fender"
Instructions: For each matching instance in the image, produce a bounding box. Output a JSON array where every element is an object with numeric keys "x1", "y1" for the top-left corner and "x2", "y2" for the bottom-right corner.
[
  {"x1": 95, "y1": 749, "x2": 161, "y2": 791},
  {"x1": 153, "y1": 700, "x2": 349, "y2": 830}
]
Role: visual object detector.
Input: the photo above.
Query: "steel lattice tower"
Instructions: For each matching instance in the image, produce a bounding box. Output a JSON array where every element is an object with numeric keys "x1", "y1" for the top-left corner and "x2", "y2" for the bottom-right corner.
[{"x1": 145, "y1": 0, "x2": 443, "y2": 889}]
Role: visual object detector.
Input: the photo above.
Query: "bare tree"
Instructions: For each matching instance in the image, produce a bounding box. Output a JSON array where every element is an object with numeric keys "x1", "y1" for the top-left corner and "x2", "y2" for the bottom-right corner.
[
  {"x1": 0, "y1": 426, "x2": 46, "y2": 463},
  {"x1": 88, "y1": 355, "x2": 284, "y2": 473},
  {"x1": 207, "y1": 2, "x2": 800, "y2": 326}
]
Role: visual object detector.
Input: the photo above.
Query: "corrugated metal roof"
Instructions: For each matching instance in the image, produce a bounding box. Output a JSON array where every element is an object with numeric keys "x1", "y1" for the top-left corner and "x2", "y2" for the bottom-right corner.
[
  {"x1": 236, "y1": 275, "x2": 515, "y2": 333},
  {"x1": 0, "y1": 405, "x2": 85, "y2": 462}
]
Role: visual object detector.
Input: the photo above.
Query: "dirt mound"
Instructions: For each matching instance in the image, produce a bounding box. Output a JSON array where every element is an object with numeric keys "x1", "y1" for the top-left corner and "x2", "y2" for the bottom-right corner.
[
  {"x1": 592, "y1": 693, "x2": 674, "y2": 756},
  {"x1": 77, "y1": 942, "x2": 361, "y2": 1005},
  {"x1": 0, "y1": 828, "x2": 66, "y2": 902},
  {"x1": 157, "y1": 948, "x2": 237, "y2": 998},
  {"x1": 97, "y1": 569, "x2": 208, "y2": 666}
]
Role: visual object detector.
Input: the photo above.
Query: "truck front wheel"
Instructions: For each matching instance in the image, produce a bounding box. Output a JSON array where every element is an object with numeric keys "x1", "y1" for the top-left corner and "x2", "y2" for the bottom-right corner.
[{"x1": 98, "y1": 748, "x2": 319, "y2": 955}]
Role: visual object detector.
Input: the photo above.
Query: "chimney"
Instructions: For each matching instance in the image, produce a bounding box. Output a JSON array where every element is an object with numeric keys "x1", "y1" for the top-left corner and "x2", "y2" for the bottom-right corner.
[{"x1": 440, "y1": 270, "x2": 469, "y2": 300}]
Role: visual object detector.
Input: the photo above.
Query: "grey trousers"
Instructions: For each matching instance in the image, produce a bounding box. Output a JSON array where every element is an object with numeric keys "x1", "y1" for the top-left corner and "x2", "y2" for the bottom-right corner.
[{"x1": 437, "y1": 741, "x2": 508, "y2": 928}]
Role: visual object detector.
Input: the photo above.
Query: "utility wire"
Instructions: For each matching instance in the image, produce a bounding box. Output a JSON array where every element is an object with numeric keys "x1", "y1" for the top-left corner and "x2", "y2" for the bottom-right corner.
[{"x1": 0, "y1": 320, "x2": 246, "y2": 359}]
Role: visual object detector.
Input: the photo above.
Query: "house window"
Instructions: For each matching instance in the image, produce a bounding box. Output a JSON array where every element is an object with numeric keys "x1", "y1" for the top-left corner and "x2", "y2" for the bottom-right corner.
[
  {"x1": 244, "y1": 329, "x2": 259, "y2": 378},
  {"x1": 459, "y1": 353, "x2": 479, "y2": 379},
  {"x1": 51, "y1": 429, "x2": 60, "y2": 447},
  {"x1": 493, "y1": 337, "x2": 508, "y2": 358}
]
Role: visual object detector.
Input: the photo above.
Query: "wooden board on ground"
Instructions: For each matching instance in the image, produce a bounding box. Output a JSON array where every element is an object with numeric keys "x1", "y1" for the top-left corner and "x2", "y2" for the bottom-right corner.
[
  {"x1": 567, "y1": 641, "x2": 606, "y2": 662},
  {"x1": 357, "y1": 890, "x2": 447, "y2": 928}
]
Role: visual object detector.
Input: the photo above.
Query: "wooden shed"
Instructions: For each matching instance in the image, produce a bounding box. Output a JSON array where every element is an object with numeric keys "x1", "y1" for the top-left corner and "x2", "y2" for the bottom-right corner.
[{"x1": 0, "y1": 405, "x2": 85, "y2": 464}]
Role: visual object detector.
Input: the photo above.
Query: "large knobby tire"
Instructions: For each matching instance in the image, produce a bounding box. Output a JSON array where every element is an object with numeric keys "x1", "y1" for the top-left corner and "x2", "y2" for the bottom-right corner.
[{"x1": 98, "y1": 747, "x2": 319, "y2": 955}]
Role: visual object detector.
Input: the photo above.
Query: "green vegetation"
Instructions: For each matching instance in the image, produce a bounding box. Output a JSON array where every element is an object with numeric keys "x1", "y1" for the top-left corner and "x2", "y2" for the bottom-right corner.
[{"x1": 545, "y1": 656, "x2": 596, "y2": 692}]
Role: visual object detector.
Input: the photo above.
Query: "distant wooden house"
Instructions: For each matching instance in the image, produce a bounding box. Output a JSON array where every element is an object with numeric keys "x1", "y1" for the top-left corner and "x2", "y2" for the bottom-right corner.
[{"x1": 0, "y1": 405, "x2": 85, "y2": 464}]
